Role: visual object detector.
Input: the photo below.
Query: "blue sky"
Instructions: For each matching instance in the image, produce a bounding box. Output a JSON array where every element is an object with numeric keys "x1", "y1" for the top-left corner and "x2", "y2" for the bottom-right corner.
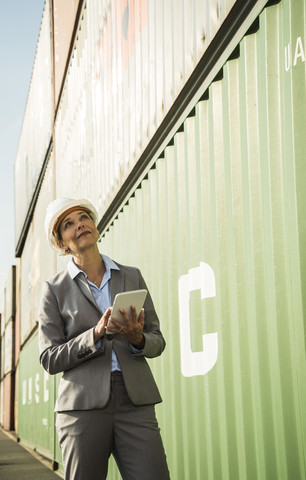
[{"x1": 0, "y1": 0, "x2": 45, "y2": 309}]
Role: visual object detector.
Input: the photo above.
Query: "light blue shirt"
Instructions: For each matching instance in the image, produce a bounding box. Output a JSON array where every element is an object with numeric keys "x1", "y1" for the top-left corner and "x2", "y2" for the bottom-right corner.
[{"x1": 67, "y1": 254, "x2": 122, "y2": 371}]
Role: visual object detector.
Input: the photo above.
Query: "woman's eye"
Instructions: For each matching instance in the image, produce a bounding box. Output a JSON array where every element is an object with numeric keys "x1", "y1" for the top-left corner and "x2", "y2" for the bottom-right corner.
[
  {"x1": 81, "y1": 214, "x2": 89, "y2": 220},
  {"x1": 64, "y1": 221, "x2": 73, "y2": 229}
]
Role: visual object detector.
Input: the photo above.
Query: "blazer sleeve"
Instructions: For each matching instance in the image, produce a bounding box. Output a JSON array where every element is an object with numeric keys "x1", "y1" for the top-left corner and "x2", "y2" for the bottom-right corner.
[{"x1": 38, "y1": 281, "x2": 103, "y2": 375}]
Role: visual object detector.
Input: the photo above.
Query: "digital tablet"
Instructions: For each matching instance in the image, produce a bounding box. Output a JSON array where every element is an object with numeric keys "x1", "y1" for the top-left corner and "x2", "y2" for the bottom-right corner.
[{"x1": 106, "y1": 289, "x2": 147, "y2": 332}]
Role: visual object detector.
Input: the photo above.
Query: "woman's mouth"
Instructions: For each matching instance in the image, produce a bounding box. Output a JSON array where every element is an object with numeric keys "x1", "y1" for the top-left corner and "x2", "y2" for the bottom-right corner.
[{"x1": 78, "y1": 231, "x2": 91, "y2": 238}]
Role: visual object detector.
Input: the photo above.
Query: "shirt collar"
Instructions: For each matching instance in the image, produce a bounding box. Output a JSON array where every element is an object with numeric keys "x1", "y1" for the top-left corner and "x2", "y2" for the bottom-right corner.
[{"x1": 67, "y1": 254, "x2": 120, "y2": 280}]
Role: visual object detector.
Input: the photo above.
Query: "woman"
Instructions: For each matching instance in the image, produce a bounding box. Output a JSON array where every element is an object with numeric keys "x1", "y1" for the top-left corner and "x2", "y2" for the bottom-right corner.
[{"x1": 38, "y1": 197, "x2": 170, "y2": 480}]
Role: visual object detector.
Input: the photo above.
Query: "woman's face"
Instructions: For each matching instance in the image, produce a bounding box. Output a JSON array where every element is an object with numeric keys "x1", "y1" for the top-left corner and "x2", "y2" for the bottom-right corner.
[{"x1": 57, "y1": 209, "x2": 99, "y2": 255}]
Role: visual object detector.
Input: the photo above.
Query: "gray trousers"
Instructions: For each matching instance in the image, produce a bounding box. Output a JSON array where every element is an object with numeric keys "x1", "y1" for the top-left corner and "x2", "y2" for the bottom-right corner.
[{"x1": 56, "y1": 372, "x2": 170, "y2": 480}]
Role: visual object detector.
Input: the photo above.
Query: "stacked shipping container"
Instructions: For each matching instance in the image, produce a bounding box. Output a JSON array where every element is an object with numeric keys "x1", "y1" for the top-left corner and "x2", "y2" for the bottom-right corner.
[
  {"x1": 0, "y1": 267, "x2": 16, "y2": 431},
  {"x1": 0, "y1": 0, "x2": 304, "y2": 478}
]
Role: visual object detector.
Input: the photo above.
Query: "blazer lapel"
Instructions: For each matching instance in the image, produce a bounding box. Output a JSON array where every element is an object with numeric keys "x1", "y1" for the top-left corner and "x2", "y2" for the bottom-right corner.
[
  {"x1": 75, "y1": 276, "x2": 101, "y2": 313},
  {"x1": 110, "y1": 269, "x2": 124, "y2": 303},
  {"x1": 74, "y1": 265, "x2": 124, "y2": 309}
]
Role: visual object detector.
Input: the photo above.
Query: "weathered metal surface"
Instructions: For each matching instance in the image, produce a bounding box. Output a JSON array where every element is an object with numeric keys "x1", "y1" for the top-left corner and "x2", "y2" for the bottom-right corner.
[
  {"x1": 14, "y1": 0, "x2": 53, "y2": 246},
  {"x1": 19, "y1": 160, "x2": 55, "y2": 345},
  {"x1": 17, "y1": 332, "x2": 55, "y2": 460},
  {"x1": 1, "y1": 373, "x2": 15, "y2": 430},
  {"x1": 100, "y1": 2, "x2": 306, "y2": 478},
  {"x1": 54, "y1": 0, "x2": 265, "y2": 224},
  {"x1": 11, "y1": 0, "x2": 306, "y2": 478},
  {"x1": 53, "y1": 0, "x2": 81, "y2": 105}
]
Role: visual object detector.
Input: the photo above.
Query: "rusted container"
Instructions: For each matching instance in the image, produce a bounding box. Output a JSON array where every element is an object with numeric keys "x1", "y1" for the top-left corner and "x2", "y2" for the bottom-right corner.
[
  {"x1": 1, "y1": 373, "x2": 15, "y2": 431},
  {"x1": 0, "y1": 266, "x2": 17, "y2": 431}
]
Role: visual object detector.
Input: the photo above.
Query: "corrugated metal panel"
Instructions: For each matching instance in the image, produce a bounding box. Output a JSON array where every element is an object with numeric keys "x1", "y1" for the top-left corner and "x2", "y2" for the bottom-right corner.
[
  {"x1": 14, "y1": 0, "x2": 53, "y2": 245},
  {"x1": 14, "y1": 366, "x2": 19, "y2": 433},
  {"x1": 54, "y1": 0, "x2": 263, "y2": 221},
  {"x1": 0, "y1": 334, "x2": 4, "y2": 380},
  {"x1": 100, "y1": 2, "x2": 305, "y2": 479},
  {"x1": 1, "y1": 373, "x2": 14, "y2": 430},
  {"x1": 20, "y1": 159, "x2": 56, "y2": 345},
  {"x1": 0, "y1": 299, "x2": 4, "y2": 337},
  {"x1": 14, "y1": 260, "x2": 21, "y2": 367},
  {"x1": 17, "y1": 332, "x2": 55, "y2": 460},
  {"x1": 0, "y1": 382, "x2": 3, "y2": 425},
  {"x1": 14, "y1": 261, "x2": 21, "y2": 433},
  {"x1": 1, "y1": 268, "x2": 16, "y2": 387},
  {"x1": 53, "y1": 0, "x2": 80, "y2": 105},
  {"x1": 3, "y1": 266, "x2": 16, "y2": 325},
  {"x1": 3, "y1": 320, "x2": 13, "y2": 376},
  {"x1": 0, "y1": 275, "x2": 15, "y2": 429},
  {"x1": 12, "y1": 0, "x2": 305, "y2": 475}
]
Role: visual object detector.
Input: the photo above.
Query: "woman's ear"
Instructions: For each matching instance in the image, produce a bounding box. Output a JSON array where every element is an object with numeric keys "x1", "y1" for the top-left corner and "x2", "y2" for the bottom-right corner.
[{"x1": 57, "y1": 239, "x2": 66, "y2": 250}]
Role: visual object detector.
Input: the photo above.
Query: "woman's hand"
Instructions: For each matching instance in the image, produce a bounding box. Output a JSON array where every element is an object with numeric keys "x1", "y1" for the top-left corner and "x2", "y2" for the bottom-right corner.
[
  {"x1": 94, "y1": 307, "x2": 112, "y2": 343},
  {"x1": 106, "y1": 306, "x2": 145, "y2": 348}
]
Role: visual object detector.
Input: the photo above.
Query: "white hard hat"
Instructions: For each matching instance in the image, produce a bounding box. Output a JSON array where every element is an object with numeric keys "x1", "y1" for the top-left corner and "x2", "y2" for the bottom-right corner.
[{"x1": 45, "y1": 197, "x2": 98, "y2": 255}]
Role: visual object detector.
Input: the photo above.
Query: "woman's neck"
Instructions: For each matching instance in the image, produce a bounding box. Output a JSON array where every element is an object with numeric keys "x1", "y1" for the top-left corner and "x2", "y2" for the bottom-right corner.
[{"x1": 73, "y1": 246, "x2": 105, "y2": 283}]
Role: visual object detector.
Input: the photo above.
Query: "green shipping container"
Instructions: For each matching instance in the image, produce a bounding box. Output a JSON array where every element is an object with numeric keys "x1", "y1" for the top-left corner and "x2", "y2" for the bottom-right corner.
[
  {"x1": 100, "y1": 1, "x2": 306, "y2": 479},
  {"x1": 17, "y1": 333, "x2": 57, "y2": 465}
]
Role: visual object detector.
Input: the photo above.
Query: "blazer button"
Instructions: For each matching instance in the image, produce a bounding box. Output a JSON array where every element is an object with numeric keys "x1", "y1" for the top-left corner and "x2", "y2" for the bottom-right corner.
[
  {"x1": 106, "y1": 335, "x2": 113, "y2": 341},
  {"x1": 77, "y1": 354, "x2": 82, "y2": 359}
]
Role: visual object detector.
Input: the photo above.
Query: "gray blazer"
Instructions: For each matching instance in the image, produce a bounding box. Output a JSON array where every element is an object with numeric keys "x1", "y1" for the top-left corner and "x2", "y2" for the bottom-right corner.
[{"x1": 38, "y1": 262, "x2": 165, "y2": 412}]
